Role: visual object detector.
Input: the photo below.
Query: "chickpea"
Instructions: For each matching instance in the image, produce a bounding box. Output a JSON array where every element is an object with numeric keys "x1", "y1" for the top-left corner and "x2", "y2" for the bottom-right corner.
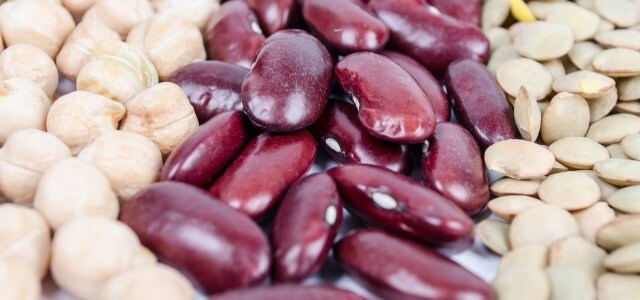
[
  {"x1": 0, "y1": 44, "x2": 59, "y2": 98},
  {"x1": 78, "y1": 131, "x2": 162, "y2": 200},
  {"x1": 46, "y1": 91, "x2": 126, "y2": 154},
  {"x1": 120, "y1": 83, "x2": 199, "y2": 156},
  {"x1": 56, "y1": 19, "x2": 122, "y2": 80},
  {"x1": 127, "y1": 15, "x2": 206, "y2": 80},
  {"x1": 62, "y1": 0, "x2": 96, "y2": 19},
  {"x1": 51, "y1": 217, "x2": 155, "y2": 300},
  {"x1": 0, "y1": 78, "x2": 51, "y2": 145},
  {"x1": 76, "y1": 40, "x2": 158, "y2": 104},
  {"x1": 0, "y1": 259, "x2": 40, "y2": 300},
  {"x1": 0, "y1": 204, "x2": 51, "y2": 279},
  {"x1": 100, "y1": 264, "x2": 195, "y2": 300},
  {"x1": 83, "y1": 0, "x2": 154, "y2": 37},
  {"x1": 0, "y1": 0, "x2": 75, "y2": 57},
  {"x1": 0, "y1": 129, "x2": 71, "y2": 204},
  {"x1": 152, "y1": 0, "x2": 220, "y2": 32}
]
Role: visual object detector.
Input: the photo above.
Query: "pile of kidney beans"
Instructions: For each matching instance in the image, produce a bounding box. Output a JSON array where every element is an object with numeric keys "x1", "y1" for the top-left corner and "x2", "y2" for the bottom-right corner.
[{"x1": 123, "y1": 0, "x2": 510, "y2": 299}]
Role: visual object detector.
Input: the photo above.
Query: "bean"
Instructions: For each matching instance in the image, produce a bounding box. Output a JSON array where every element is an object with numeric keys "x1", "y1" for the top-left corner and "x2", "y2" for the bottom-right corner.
[
  {"x1": 477, "y1": 219, "x2": 510, "y2": 255},
  {"x1": 120, "y1": 182, "x2": 271, "y2": 294},
  {"x1": 482, "y1": 0, "x2": 509, "y2": 30},
  {"x1": 498, "y1": 244, "x2": 547, "y2": 272},
  {"x1": 485, "y1": 139, "x2": 555, "y2": 180},
  {"x1": 615, "y1": 101, "x2": 640, "y2": 115},
  {"x1": 513, "y1": 87, "x2": 541, "y2": 142},
  {"x1": 0, "y1": 260, "x2": 40, "y2": 300},
  {"x1": 548, "y1": 236, "x2": 607, "y2": 281},
  {"x1": 0, "y1": 204, "x2": 50, "y2": 279},
  {"x1": 603, "y1": 242, "x2": 640, "y2": 273},
  {"x1": 497, "y1": 58, "x2": 553, "y2": 100},
  {"x1": 546, "y1": 266, "x2": 596, "y2": 300},
  {"x1": 587, "y1": 113, "x2": 640, "y2": 144},
  {"x1": 428, "y1": 0, "x2": 481, "y2": 26},
  {"x1": 0, "y1": 78, "x2": 51, "y2": 145},
  {"x1": 597, "y1": 273, "x2": 640, "y2": 300},
  {"x1": 246, "y1": 0, "x2": 296, "y2": 36},
  {"x1": 547, "y1": 3, "x2": 600, "y2": 42},
  {"x1": 490, "y1": 178, "x2": 541, "y2": 197},
  {"x1": 594, "y1": 158, "x2": 640, "y2": 186},
  {"x1": 594, "y1": 0, "x2": 638, "y2": 28},
  {"x1": 552, "y1": 71, "x2": 615, "y2": 99},
  {"x1": 488, "y1": 195, "x2": 543, "y2": 221},
  {"x1": 572, "y1": 202, "x2": 616, "y2": 243},
  {"x1": 621, "y1": 132, "x2": 640, "y2": 160},
  {"x1": 595, "y1": 29, "x2": 640, "y2": 51},
  {"x1": 494, "y1": 266, "x2": 549, "y2": 300},
  {"x1": 210, "y1": 285, "x2": 368, "y2": 300},
  {"x1": 589, "y1": 89, "x2": 619, "y2": 123},
  {"x1": 509, "y1": 204, "x2": 580, "y2": 248},
  {"x1": 549, "y1": 137, "x2": 610, "y2": 170},
  {"x1": 607, "y1": 144, "x2": 630, "y2": 159},
  {"x1": 596, "y1": 215, "x2": 640, "y2": 250},
  {"x1": 242, "y1": 30, "x2": 332, "y2": 132},
  {"x1": 541, "y1": 92, "x2": 590, "y2": 145},
  {"x1": 513, "y1": 21, "x2": 574, "y2": 61},
  {"x1": 568, "y1": 42, "x2": 603, "y2": 71},
  {"x1": 593, "y1": 48, "x2": 640, "y2": 77}
]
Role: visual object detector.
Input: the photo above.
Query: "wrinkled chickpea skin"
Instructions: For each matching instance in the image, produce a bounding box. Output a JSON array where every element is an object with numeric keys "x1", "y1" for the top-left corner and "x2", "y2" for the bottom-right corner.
[
  {"x1": 152, "y1": 0, "x2": 220, "y2": 32},
  {"x1": 0, "y1": 78, "x2": 51, "y2": 145},
  {"x1": 0, "y1": 259, "x2": 40, "y2": 300},
  {"x1": 0, "y1": 44, "x2": 59, "y2": 98},
  {"x1": 100, "y1": 264, "x2": 195, "y2": 300},
  {"x1": 82, "y1": 0, "x2": 154, "y2": 37}
]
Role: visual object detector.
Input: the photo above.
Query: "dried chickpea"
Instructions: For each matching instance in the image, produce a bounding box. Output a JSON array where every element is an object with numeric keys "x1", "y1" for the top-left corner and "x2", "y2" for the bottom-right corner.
[
  {"x1": 82, "y1": 0, "x2": 154, "y2": 37},
  {"x1": 0, "y1": 129, "x2": 71, "y2": 204},
  {"x1": 151, "y1": 0, "x2": 220, "y2": 32},
  {"x1": 46, "y1": 91, "x2": 126, "y2": 154},
  {"x1": 0, "y1": 0, "x2": 75, "y2": 57},
  {"x1": 120, "y1": 83, "x2": 199, "y2": 156},
  {"x1": 127, "y1": 14, "x2": 206, "y2": 80},
  {"x1": 100, "y1": 264, "x2": 195, "y2": 300},
  {"x1": 0, "y1": 260, "x2": 40, "y2": 300},
  {"x1": 34, "y1": 158, "x2": 119, "y2": 230},
  {"x1": 0, "y1": 44, "x2": 59, "y2": 98},
  {"x1": 0, "y1": 78, "x2": 51, "y2": 145},
  {"x1": 62, "y1": 0, "x2": 96, "y2": 19},
  {"x1": 78, "y1": 131, "x2": 162, "y2": 200}
]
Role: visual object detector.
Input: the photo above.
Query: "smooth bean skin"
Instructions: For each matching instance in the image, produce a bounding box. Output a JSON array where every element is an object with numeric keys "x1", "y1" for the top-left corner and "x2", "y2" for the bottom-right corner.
[
  {"x1": 422, "y1": 122, "x2": 489, "y2": 214},
  {"x1": 369, "y1": 0, "x2": 489, "y2": 76},
  {"x1": 120, "y1": 182, "x2": 271, "y2": 295},
  {"x1": 205, "y1": 0, "x2": 265, "y2": 68},
  {"x1": 335, "y1": 52, "x2": 436, "y2": 144},
  {"x1": 161, "y1": 111, "x2": 251, "y2": 188},
  {"x1": 302, "y1": 0, "x2": 389, "y2": 53},
  {"x1": 381, "y1": 50, "x2": 450, "y2": 123},
  {"x1": 427, "y1": 0, "x2": 481, "y2": 26},
  {"x1": 208, "y1": 131, "x2": 316, "y2": 219},
  {"x1": 335, "y1": 230, "x2": 495, "y2": 300},
  {"x1": 168, "y1": 61, "x2": 248, "y2": 123},
  {"x1": 445, "y1": 59, "x2": 518, "y2": 149},
  {"x1": 272, "y1": 174, "x2": 342, "y2": 282},
  {"x1": 242, "y1": 30, "x2": 333, "y2": 132},
  {"x1": 327, "y1": 164, "x2": 474, "y2": 246},
  {"x1": 246, "y1": 0, "x2": 296, "y2": 36},
  {"x1": 210, "y1": 285, "x2": 368, "y2": 300}
]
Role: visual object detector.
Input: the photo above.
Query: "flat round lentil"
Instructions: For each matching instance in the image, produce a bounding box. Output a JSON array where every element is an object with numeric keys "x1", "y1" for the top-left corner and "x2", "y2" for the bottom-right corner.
[
  {"x1": 586, "y1": 113, "x2": 640, "y2": 144},
  {"x1": 490, "y1": 178, "x2": 541, "y2": 197},
  {"x1": 592, "y1": 48, "x2": 640, "y2": 77},
  {"x1": 546, "y1": 3, "x2": 600, "y2": 41},
  {"x1": 528, "y1": 1, "x2": 562, "y2": 19},
  {"x1": 588, "y1": 88, "x2": 618, "y2": 122},
  {"x1": 552, "y1": 71, "x2": 615, "y2": 99},
  {"x1": 606, "y1": 144, "x2": 630, "y2": 159},
  {"x1": 576, "y1": 170, "x2": 619, "y2": 201},
  {"x1": 568, "y1": 42, "x2": 603, "y2": 71},
  {"x1": 509, "y1": 204, "x2": 580, "y2": 248},
  {"x1": 614, "y1": 101, "x2": 640, "y2": 115},
  {"x1": 488, "y1": 45, "x2": 520, "y2": 76},
  {"x1": 477, "y1": 219, "x2": 510, "y2": 255},
  {"x1": 596, "y1": 214, "x2": 640, "y2": 250},
  {"x1": 572, "y1": 202, "x2": 616, "y2": 243},
  {"x1": 482, "y1": 0, "x2": 510, "y2": 30},
  {"x1": 514, "y1": 87, "x2": 541, "y2": 142},
  {"x1": 513, "y1": 21, "x2": 574, "y2": 61},
  {"x1": 487, "y1": 27, "x2": 511, "y2": 52},
  {"x1": 488, "y1": 195, "x2": 544, "y2": 220},
  {"x1": 498, "y1": 245, "x2": 548, "y2": 273},
  {"x1": 548, "y1": 236, "x2": 607, "y2": 281},
  {"x1": 597, "y1": 273, "x2": 640, "y2": 300},
  {"x1": 549, "y1": 137, "x2": 610, "y2": 169},
  {"x1": 594, "y1": 158, "x2": 640, "y2": 186},
  {"x1": 485, "y1": 139, "x2": 556, "y2": 180},
  {"x1": 595, "y1": 29, "x2": 640, "y2": 51},
  {"x1": 594, "y1": 0, "x2": 638, "y2": 28},
  {"x1": 541, "y1": 92, "x2": 590, "y2": 145},
  {"x1": 551, "y1": 160, "x2": 569, "y2": 174},
  {"x1": 543, "y1": 59, "x2": 566, "y2": 80},
  {"x1": 606, "y1": 185, "x2": 640, "y2": 213},
  {"x1": 546, "y1": 266, "x2": 596, "y2": 300},
  {"x1": 603, "y1": 242, "x2": 640, "y2": 273},
  {"x1": 538, "y1": 172, "x2": 601, "y2": 210},
  {"x1": 494, "y1": 266, "x2": 550, "y2": 300},
  {"x1": 621, "y1": 133, "x2": 640, "y2": 160},
  {"x1": 496, "y1": 58, "x2": 553, "y2": 100},
  {"x1": 617, "y1": 75, "x2": 640, "y2": 101}
]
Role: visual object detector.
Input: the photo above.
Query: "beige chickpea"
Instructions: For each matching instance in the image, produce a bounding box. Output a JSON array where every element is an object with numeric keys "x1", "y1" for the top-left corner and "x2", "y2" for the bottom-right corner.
[
  {"x1": 77, "y1": 40, "x2": 159, "y2": 103},
  {"x1": 0, "y1": 78, "x2": 51, "y2": 145},
  {"x1": 127, "y1": 14, "x2": 206, "y2": 80},
  {"x1": 51, "y1": 217, "x2": 156, "y2": 300},
  {"x1": 0, "y1": 0, "x2": 75, "y2": 58},
  {"x1": 0, "y1": 129, "x2": 71, "y2": 204},
  {"x1": 0, "y1": 44, "x2": 59, "y2": 97},
  {"x1": 0, "y1": 259, "x2": 40, "y2": 300},
  {"x1": 34, "y1": 158, "x2": 119, "y2": 230},
  {"x1": 78, "y1": 131, "x2": 162, "y2": 200},
  {"x1": 83, "y1": 0, "x2": 154, "y2": 37},
  {"x1": 100, "y1": 264, "x2": 195, "y2": 300},
  {"x1": 46, "y1": 91, "x2": 126, "y2": 154},
  {"x1": 62, "y1": 0, "x2": 96, "y2": 19},
  {"x1": 0, "y1": 204, "x2": 51, "y2": 279},
  {"x1": 56, "y1": 19, "x2": 122, "y2": 80},
  {"x1": 121, "y1": 83, "x2": 199, "y2": 156},
  {"x1": 152, "y1": 0, "x2": 219, "y2": 32}
]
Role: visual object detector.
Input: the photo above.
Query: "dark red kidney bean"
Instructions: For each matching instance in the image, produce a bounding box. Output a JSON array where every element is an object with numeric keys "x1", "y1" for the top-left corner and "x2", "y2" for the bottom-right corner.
[
  {"x1": 242, "y1": 30, "x2": 333, "y2": 132},
  {"x1": 310, "y1": 101, "x2": 410, "y2": 174},
  {"x1": 210, "y1": 285, "x2": 368, "y2": 300},
  {"x1": 327, "y1": 164, "x2": 473, "y2": 246},
  {"x1": 272, "y1": 173, "x2": 342, "y2": 282},
  {"x1": 205, "y1": 0, "x2": 266, "y2": 68},
  {"x1": 369, "y1": 0, "x2": 489, "y2": 76},
  {"x1": 335, "y1": 52, "x2": 436, "y2": 144},
  {"x1": 246, "y1": 0, "x2": 296, "y2": 36},
  {"x1": 302, "y1": 0, "x2": 389, "y2": 53},
  {"x1": 208, "y1": 130, "x2": 316, "y2": 219},
  {"x1": 445, "y1": 59, "x2": 518, "y2": 149},
  {"x1": 335, "y1": 230, "x2": 495, "y2": 300},
  {"x1": 422, "y1": 122, "x2": 489, "y2": 214},
  {"x1": 120, "y1": 182, "x2": 270, "y2": 295},
  {"x1": 168, "y1": 61, "x2": 247, "y2": 123},
  {"x1": 427, "y1": 0, "x2": 481, "y2": 26},
  {"x1": 161, "y1": 111, "x2": 251, "y2": 188},
  {"x1": 380, "y1": 50, "x2": 450, "y2": 123}
]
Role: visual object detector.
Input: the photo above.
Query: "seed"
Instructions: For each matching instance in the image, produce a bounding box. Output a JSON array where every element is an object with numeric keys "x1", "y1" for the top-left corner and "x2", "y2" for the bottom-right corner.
[
  {"x1": 548, "y1": 236, "x2": 607, "y2": 280},
  {"x1": 614, "y1": 101, "x2": 640, "y2": 115},
  {"x1": 482, "y1": 0, "x2": 510, "y2": 30},
  {"x1": 606, "y1": 185, "x2": 640, "y2": 214},
  {"x1": 488, "y1": 195, "x2": 543, "y2": 220},
  {"x1": 497, "y1": 58, "x2": 553, "y2": 100},
  {"x1": 597, "y1": 273, "x2": 640, "y2": 300},
  {"x1": 546, "y1": 266, "x2": 596, "y2": 300},
  {"x1": 486, "y1": 27, "x2": 511, "y2": 52},
  {"x1": 477, "y1": 219, "x2": 510, "y2": 255},
  {"x1": 538, "y1": 172, "x2": 601, "y2": 210},
  {"x1": 603, "y1": 242, "x2": 640, "y2": 273},
  {"x1": 592, "y1": 48, "x2": 640, "y2": 77},
  {"x1": 621, "y1": 133, "x2": 640, "y2": 160},
  {"x1": 494, "y1": 266, "x2": 550, "y2": 300},
  {"x1": 606, "y1": 144, "x2": 630, "y2": 159},
  {"x1": 568, "y1": 42, "x2": 603, "y2": 71},
  {"x1": 618, "y1": 76, "x2": 640, "y2": 101},
  {"x1": 588, "y1": 89, "x2": 618, "y2": 123},
  {"x1": 510, "y1": 204, "x2": 580, "y2": 248},
  {"x1": 550, "y1": 160, "x2": 569, "y2": 174},
  {"x1": 541, "y1": 92, "x2": 590, "y2": 145},
  {"x1": 596, "y1": 214, "x2": 640, "y2": 250},
  {"x1": 498, "y1": 245, "x2": 548, "y2": 273},
  {"x1": 546, "y1": 3, "x2": 600, "y2": 41},
  {"x1": 587, "y1": 113, "x2": 640, "y2": 144},
  {"x1": 597, "y1": 19, "x2": 615, "y2": 34},
  {"x1": 594, "y1": 158, "x2": 640, "y2": 186},
  {"x1": 528, "y1": 1, "x2": 562, "y2": 19},
  {"x1": 594, "y1": 0, "x2": 638, "y2": 28},
  {"x1": 575, "y1": 170, "x2": 619, "y2": 201},
  {"x1": 542, "y1": 59, "x2": 566, "y2": 80},
  {"x1": 572, "y1": 202, "x2": 616, "y2": 242},
  {"x1": 552, "y1": 71, "x2": 615, "y2": 99},
  {"x1": 485, "y1": 139, "x2": 555, "y2": 180},
  {"x1": 514, "y1": 87, "x2": 541, "y2": 142},
  {"x1": 488, "y1": 45, "x2": 520, "y2": 76},
  {"x1": 595, "y1": 29, "x2": 640, "y2": 51},
  {"x1": 509, "y1": 0, "x2": 536, "y2": 22},
  {"x1": 490, "y1": 178, "x2": 541, "y2": 197},
  {"x1": 549, "y1": 137, "x2": 610, "y2": 169},
  {"x1": 513, "y1": 21, "x2": 574, "y2": 61}
]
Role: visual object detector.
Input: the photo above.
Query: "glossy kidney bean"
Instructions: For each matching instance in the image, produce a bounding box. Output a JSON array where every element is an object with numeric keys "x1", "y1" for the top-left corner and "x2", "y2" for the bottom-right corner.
[
  {"x1": 120, "y1": 182, "x2": 271, "y2": 295},
  {"x1": 335, "y1": 52, "x2": 436, "y2": 144},
  {"x1": 427, "y1": 0, "x2": 481, "y2": 26},
  {"x1": 210, "y1": 285, "x2": 368, "y2": 300},
  {"x1": 327, "y1": 164, "x2": 473, "y2": 246},
  {"x1": 335, "y1": 230, "x2": 495, "y2": 300},
  {"x1": 241, "y1": 30, "x2": 333, "y2": 132},
  {"x1": 422, "y1": 122, "x2": 489, "y2": 214},
  {"x1": 302, "y1": 0, "x2": 389, "y2": 53},
  {"x1": 369, "y1": 0, "x2": 489, "y2": 76},
  {"x1": 246, "y1": 0, "x2": 296, "y2": 36},
  {"x1": 272, "y1": 173, "x2": 342, "y2": 282},
  {"x1": 205, "y1": 0, "x2": 265, "y2": 68},
  {"x1": 310, "y1": 101, "x2": 410, "y2": 174},
  {"x1": 381, "y1": 50, "x2": 450, "y2": 123},
  {"x1": 208, "y1": 131, "x2": 316, "y2": 219},
  {"x1": 445, "y1": 59, "x2": 518, "y2": 149},
  {"x1": 168, "y1": 61, "x2": 248, "y2": 123}
]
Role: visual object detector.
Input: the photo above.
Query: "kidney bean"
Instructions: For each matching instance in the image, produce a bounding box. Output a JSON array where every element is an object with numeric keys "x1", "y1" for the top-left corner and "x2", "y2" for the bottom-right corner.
[
  {"x1": 302, "y1": 0, "x2": 389, "y2": 53},
  {"x1": 335, "y1": 52, "x2": 436, "y2": 144},
  {"x1": 208, "y1": 130, "x2": 316, "y2": 219},
  {"x1": 422, "y1": 122, "x2": 489, "y2": 214},
  {"x1": 272, "y1": 173, "x2": 342, "y2": 282},
  {"x1": 246, "y1": 0, "x2": 296, "y2": 36},
  {"x1": 310, "y1": 101, "x2": 410, "y2": 173},
  {"x1": 210, "y1": 285, "x2": 368, "y2": 300},
  {"x1": 241, "y1": 30, "x2": 333, "y2": 132},
  {"x1": 168, "y1": 61, "x2": 248, "y2": 123},
  {"x1": 445, "y1": 59, "x2": 518, "y2": 149},
  {"x1": 381, "y1": 50, "x2": 450, "y2": 123},
  {"x1": 427, "y1": 0, "x2": 481, "y2": 26},
  {"x1": 120, "y1": 182, "x2": 270, "y2": 294},
  {"x1": 205, "y1": 0, "x2": 266, "y2": 68},
  {"x1": 327, "y1": 164, "x2": 473, "y2": 246},
  {"x1": 335, "y1": 230, "x2": 495, "y2": 300},
  {"x1": 369, "y1": 0, "x2": 489, "y2": 76}
]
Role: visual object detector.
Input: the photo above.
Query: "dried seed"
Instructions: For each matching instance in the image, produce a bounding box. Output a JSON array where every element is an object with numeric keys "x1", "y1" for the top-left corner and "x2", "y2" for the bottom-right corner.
[
  {"x1": 548, "y1": 236, "x2": 607, "y2": 280},
  {"x1": 549, "y1": 137, "x2": 610, "y2": 169},
  {"x1": 514, "y1": 87, "x2": 541, "y2": 142},
  {"x1": 538, "y1": 100, "x2": 550, "y2": 113},
  {"x1": 618, "y1": 75, "x2": 640, "y2": 101},
  {"x1": 597, "y1": 273, "x2": 640, "y2": 300},
  {"x1": 596, "y1": 19, "x2": 615, "y2": 34},
  {"x1": 485, "y1": 139, "x2": 555, "y2": 180},
  {"x1": 552, "y1": 71, "x2": 615, "y2": 99},
  {"x1": 588, "y1": 88, "x2": 618, "y2": 123},
  {"x1": 614, "y1": 101, "x2": 640, "y2": 115},
  {"x1": 594, "y1": 158, "x2": 640, "y2": 186},
  {"x1": 477, "y1": 219, "x2": 510, "y2": 255},
  {"x1": 490, "y1": 178, "x2": 541, "y2": 197},
  {"x1": 550, "y1": 161, "x2": 569, "y2": 174},
  {"x1": 594, "y1": 0, "x2": 638, "y2": 28},
  {"x1": 498, "y1": 245, "x2": 548, "y2": 273},
  {"x1": 541, "y1": 92, "x2": 590, "y2": 145},
  {"x1": 587, "y1": 113, "x2": 640, "y2": 144},
  {"x1": 568, "y1": 42, "x2": 603, "y2": 71},
  {"x1": 488, "y1": 195, "x2": 544, "y2": 220},
  {"x1": 546, "y1": 3, "x2": 600, "y2": 41},
  {"x1": 497, "y1": 58, "x2": 553, "y2": 100},
  {"x1": 595, "y1": 29, "x2": 640, "y2": 51},
  {"x1": 592, "y1": 48, "x2": 640, "y2": 77},
  {"x1": 509, "y1": 0, "x2": 536, "y2": 22},
  {"x1": 528, "y1": 1, "x2": 562, "y2": 19},
  {"x1": 538, "y1": 172, "x2": 601, "y2": 210},
  {"x1": 572, "y1": 202, "x2": 616, "y2": 242},
  {"x1": 606, "y1": 185, "x2": 640, "y2": 213},
  {"x1": 546, "y1": 266, "x2": 596, "y2": 300},
  {"x1": 576, "y1": 170, "x2": 619, "y2": 201},
  {"x1": 542, "y1": 59, "x2": 566, "y2": 80},
  {"x1": 603, "y1": 242, "x2": 640, "y2": 273},
  {"x1": 483, "y1": 0, "x2": 510, "y2": 30},
  {"x1": 607, "y1": 144, "x2": 631, "y2": 159},
  {"x1": 621, "y1": 133, "x2": 640, "y2": 160},
  {"x1": 494, "y1": 266, "x2": 550, "y2": 300},
  {"x1": 488, "y1": 45, "x2": 520, "y2": 76},
  {"x1": 597, "y1": 214, "x2": 640, "y2": 250},
  {"x1": 487, "y1": 27, "x2": 511, "y2": 52},
  {"x1": 510, "y1": 204, "x2": 580, "y2": 248},
  {"x1": 513, "y1": 21, "x2": 574, "y2": 61},
  {"x1": 576, "y1": 0, "x2": 595, "y2": 10}
]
